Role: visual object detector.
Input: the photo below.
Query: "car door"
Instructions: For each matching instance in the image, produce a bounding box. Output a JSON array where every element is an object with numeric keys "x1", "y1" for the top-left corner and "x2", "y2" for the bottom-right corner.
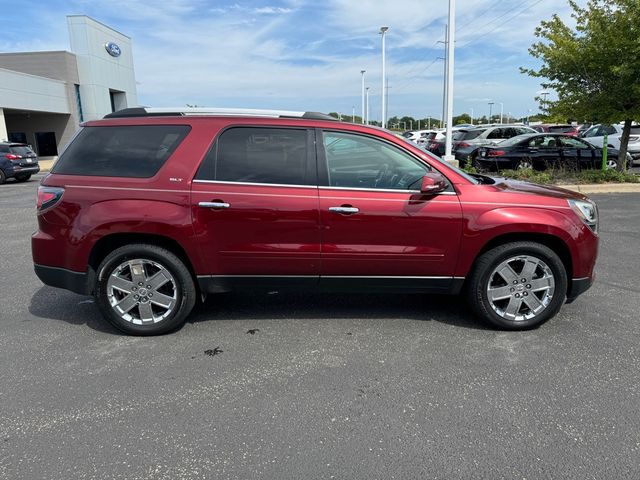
[
  {"x1": 558, "y1": 136, "x2": 597, "y2": 169},
  {"x1": 526, "y1": 135, "x2": 562, "y2": 168},
  {"x1": 190, "y1": 126, "x2": 321, "y2": 287},
  {"x1": 316, "y1": 129, "x2": 463, "y2": 292}
]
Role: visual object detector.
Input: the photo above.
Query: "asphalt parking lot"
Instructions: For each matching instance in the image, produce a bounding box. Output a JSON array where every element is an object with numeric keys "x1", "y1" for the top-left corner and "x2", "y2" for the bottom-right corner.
[{"x1": 1, "y1": 175, "x2": 639, "y2": 479}]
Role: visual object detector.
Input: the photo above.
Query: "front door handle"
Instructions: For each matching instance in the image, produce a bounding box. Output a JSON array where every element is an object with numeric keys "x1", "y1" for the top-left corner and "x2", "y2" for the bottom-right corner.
[
  {"x1": 199, "y1": 201, "x2": 230, "y2": 210},
  {"x1": 329, "y1": 206, "x2": 359, "y2": 215}
]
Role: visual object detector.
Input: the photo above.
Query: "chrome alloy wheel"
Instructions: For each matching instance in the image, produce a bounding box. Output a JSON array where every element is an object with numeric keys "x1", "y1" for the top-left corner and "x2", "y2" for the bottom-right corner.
[
  {"x1": 486, "y1": 255, "x2": 556, "y2": 322},
  {"x1": 106, "y1": 259, "x2": 177, "y2": 325}
]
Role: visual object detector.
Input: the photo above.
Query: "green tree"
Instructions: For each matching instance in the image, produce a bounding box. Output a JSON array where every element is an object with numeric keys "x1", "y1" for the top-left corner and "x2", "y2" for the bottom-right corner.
[
  {"x1": 453, "y1": 114, "x2": 471, "y2": 125},
  {"x1": 522, "y1": 0, "x2": 640, "y2": 170}
]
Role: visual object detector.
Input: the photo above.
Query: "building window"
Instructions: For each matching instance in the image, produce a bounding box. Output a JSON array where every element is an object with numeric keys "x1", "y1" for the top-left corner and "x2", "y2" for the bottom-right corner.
[{"x1": 75, "y1": 84, "x2": 84, "y2": 122}]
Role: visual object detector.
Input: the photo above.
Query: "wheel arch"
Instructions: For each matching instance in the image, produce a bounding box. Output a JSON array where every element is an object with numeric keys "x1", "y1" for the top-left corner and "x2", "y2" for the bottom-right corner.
[
  {"x1": 87, "y1": 233, "x2": 198, "y2": 295},
  {"x1": 471, "y1": 232, "x2": 573, "y2": 291}
]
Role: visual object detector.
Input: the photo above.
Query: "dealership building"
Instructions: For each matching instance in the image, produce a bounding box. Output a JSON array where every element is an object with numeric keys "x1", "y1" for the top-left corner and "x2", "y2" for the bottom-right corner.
[{"x1": 0, "y1": 15, "x2": 137, "y2": 157}]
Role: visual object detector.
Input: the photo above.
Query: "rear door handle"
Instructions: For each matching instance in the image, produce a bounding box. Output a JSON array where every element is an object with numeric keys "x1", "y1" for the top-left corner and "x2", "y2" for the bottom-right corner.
[
  {"x1": 329, "y1": 206, "x2": 359, "y2": 215},
  {"x1": 198, "y1": 201, "x2": 230, "y2": 210}
]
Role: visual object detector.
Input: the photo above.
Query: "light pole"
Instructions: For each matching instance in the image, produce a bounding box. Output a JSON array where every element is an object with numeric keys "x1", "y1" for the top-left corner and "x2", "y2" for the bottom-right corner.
[
  {"x1": 527, "y1": 108, "x2": 532, "y2": 124},
  {"x1": 365, "y1": 86, "x2": 370, "y2": 125},
  {"x1": 360, "y1": 70, "x2": 366, "y2": 124},
  {"x1": 352, "y1": 106, "x2": 355, "y2": 123},
  {"x1": 470, "y1": 107, "x2": 474, "y2": 125},
  {"x1": 437, "y1": 56, "x2": 446, "y2": 127},
  {"x1": 379, "y1": 26, "x2": 389, "y2": 129},
  {"x1": 488, "y1": 101, "x2": 494, "y2": 123},
  {"x1": 443, "y1": 0, "x2": 456, "y2": 164},
  {"x1": 500, "y1": 102, "x2": 504, "y2": 124}
]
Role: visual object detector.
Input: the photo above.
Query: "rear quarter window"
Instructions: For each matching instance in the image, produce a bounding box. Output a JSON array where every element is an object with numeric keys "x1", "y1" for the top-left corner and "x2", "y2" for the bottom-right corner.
[{"x1": 52, "y1": 125, "x2": 190, "y2": 178}]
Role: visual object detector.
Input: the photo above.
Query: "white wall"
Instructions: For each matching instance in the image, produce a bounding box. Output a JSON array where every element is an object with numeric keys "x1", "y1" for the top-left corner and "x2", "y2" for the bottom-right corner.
[
  {"x1": 67, "y1": 15, "x2": 138, "y2": 120},
  {"x1": 0, "y1": 68, "x2": 69, "y2": 114}
]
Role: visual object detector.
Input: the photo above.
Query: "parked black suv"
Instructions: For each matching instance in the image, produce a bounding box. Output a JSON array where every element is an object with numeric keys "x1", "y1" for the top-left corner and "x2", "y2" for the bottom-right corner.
[{"x1": 0, "y1": 143, "x2": 40, "y2": 184}]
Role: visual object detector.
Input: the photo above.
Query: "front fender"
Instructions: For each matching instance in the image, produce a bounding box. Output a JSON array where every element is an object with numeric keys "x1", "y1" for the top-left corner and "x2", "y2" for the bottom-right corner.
[{"x1": 455, "y1": 206, "x2": 589, "y2": 277}]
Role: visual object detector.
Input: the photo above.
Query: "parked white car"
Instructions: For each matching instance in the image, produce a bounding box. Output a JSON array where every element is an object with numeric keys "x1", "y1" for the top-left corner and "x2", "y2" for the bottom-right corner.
[
  {"x1": 402, "y1": 129, "x2": 437, "y2": 143},
  {"x1": 581, "y1": 124, "x2": 640, "y2": 164}
]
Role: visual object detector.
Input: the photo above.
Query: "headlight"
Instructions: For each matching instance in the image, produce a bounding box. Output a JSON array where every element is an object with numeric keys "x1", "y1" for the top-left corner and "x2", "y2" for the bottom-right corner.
[{"x1": 568, "y1": 199, "x2": 598, "y2": 233}]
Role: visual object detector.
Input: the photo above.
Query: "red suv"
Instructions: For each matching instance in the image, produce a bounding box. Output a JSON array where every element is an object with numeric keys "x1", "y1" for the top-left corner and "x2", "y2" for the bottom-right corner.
[{"x1": 32, "y1": 108, "x2": 599, "y2": 335}]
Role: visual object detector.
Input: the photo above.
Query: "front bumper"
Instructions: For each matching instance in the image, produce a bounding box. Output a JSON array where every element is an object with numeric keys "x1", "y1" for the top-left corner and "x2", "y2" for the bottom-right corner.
[{"x1": 566, "y1": 276, "x2": 594, "y2": 303}]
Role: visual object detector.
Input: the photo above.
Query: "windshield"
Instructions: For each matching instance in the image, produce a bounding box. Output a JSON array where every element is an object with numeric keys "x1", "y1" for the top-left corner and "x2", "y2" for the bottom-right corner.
[{"x1": 497, "y1": 134, "x2": 533, "y2": 147}]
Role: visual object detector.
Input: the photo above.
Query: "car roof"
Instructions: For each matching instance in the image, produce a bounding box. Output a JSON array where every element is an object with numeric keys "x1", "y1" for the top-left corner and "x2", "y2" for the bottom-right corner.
[{"x1": 103, "y1": 107, "x2": 339, "y2": 122}]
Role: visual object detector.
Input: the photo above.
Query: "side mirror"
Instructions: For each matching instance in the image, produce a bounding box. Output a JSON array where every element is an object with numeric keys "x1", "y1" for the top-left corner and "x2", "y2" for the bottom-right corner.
[{"x1": 420, "y1": 172, "x2": 447, "y2": 194}]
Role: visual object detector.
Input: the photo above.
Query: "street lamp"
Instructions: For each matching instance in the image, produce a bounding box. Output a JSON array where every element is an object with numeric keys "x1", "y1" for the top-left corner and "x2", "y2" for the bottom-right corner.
[
  {"x1": 352, "y1": 106, "x2": 355, "y2": 123},
  {"x1": 443, "y1": 0, "x2": 456, "y2": 164},
  {"x1": 470, "y1": 107, "x2": 474, "y2": 125},
  {"x1": 360, "y1": 70, "x2": 366, "y2": 124},
  {"x1": 499, "y1": 102, "x2": 504, "y2": 124},
  {"x1": 488, "y1": 101, "x2": 495, "y2": 122},
  {"x1": 379, "y1": 27, "x2": 389, "y2": 129},
  {"x1": 365, "y1": 86, "x2": 370, "y2": 125}
]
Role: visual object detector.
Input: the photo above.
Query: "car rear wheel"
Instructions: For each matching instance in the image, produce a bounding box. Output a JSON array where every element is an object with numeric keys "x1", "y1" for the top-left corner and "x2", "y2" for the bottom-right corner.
[
  {"x1": 14, "y1": 174, "x2": 31, "y2": 182},
  {"x1": 95, "y1": 244, "x2": 196, "y2": 335},
  {"x1": 0, "y1": 170, "x2": 5, "y2": 185},
  {"x1": 466, "y1": 241, "x2": 568, "y2": 330}
]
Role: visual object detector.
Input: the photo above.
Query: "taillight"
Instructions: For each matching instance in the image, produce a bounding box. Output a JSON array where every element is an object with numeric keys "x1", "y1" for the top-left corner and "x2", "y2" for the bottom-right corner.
[
  {"x1": 457, "y1": 142, "x2": 470, "y2": 148},
  {"x1": 37, "y1": 186, "x2": 64, "y2": 212},
  {"x1": 6, "y1": 154, "x2": 21, "y2": 161},
  {"x1": 487, "y1": 150, "x2": 505, "y2": 157}
]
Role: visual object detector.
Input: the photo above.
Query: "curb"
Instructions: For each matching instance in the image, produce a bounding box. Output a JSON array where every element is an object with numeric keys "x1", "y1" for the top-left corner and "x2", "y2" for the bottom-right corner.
[{"x1": 556, "y1": 183, "x2": 640, "y2": 194}]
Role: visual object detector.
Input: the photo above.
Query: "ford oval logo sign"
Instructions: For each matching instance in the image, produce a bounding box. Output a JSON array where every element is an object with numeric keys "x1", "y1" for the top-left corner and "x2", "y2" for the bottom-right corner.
[{"x1": 105, "y1": 42, "x2": 121, "y2": 57}]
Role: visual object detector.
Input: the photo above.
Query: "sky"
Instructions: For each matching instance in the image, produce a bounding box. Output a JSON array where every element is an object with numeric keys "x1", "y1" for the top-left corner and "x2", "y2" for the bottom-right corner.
[{"x1": 0, "y1": 0, "x2": 579, "y2": 121}]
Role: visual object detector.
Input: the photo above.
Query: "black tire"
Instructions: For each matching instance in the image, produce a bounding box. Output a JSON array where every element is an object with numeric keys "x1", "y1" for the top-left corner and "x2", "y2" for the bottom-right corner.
[
  {"x1": 14, "y1": 174, "x2": 31, "y2": 182},
  {"x1": 0, "y1": 169, "x2": 5, "y2": 185},
  {"x1": 465, "y1": 241, "x2": 568, "y2": 330},
  {"x1": 95, "y1": 244, "x2": 196, "y2": 335}
]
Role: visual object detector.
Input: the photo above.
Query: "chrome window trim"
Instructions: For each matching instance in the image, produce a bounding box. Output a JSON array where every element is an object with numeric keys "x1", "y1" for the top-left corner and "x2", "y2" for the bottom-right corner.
[
  {"x1": 192, "y1": 179, "x2": 317, "y2": 189},
  {"x1": 321, "y1": 186, "x2": 457, "y2": 195},
  {"x1": 192, "y1": 179, "x2": 457, "y2": 195}
]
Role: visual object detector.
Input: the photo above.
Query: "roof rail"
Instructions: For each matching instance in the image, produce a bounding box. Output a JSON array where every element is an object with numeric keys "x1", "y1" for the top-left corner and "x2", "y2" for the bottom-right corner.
[{"x1": 103, "y1": 107, "x2": 338, "y2": 121}]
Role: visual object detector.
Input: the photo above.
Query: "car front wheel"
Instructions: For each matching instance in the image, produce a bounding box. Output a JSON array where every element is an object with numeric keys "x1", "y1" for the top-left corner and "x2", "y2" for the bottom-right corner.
[
  {"x1": 466, "y1": 241, "x2": 568, "y2": 330},
  {"x1": 95, "y1": 244, "x2": 196, "y2": 335}
]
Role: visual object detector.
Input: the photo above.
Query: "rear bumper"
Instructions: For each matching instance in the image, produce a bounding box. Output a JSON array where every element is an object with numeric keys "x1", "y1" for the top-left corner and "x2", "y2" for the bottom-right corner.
[
  {"x1": 5, "y1": 164, "x2": 40, "y2": 177},
  {"x1": 34, "y1": 264, "x2": 91, "y2": 295},
  {"x1": 566, "y1": 276, "x2": 594, "y2": 303}
]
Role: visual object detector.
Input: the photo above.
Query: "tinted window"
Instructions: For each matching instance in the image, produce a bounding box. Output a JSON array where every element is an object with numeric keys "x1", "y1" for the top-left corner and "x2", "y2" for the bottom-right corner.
[
  {"x1": 528, "y1": 136, "x2": 560, "y2": 148},
  {"x1": 559, "y1": 137, "x2": 591, "y2": 149},
  {"x1": 601, "y1": 125, "x2": 617, "y2": 135},
  {"x1": 499, "y1": 135, "x2": 531, "y2": 147},
  {"x1": 487, "y1": 128, "x2": 504, "y2": 139},
  {"x1": 198, "y1": 127, "x2": 311, "y2": 185},
  {"x1": 53, "y1": 125, "x2": 189, "y2": 178},
  {"x1": 548, "y1": 125, "x2": 574, "y2": 133},
  {"x1": 583, "y1": 125, "x2": 600, "y2": 138},
  {"x1": 9, "y1": 146, "x2": 34, "y2": 156},
  {"x1": 322, "y1": 131, "x2": 428, "y2": 190},
  {"x1": 0, "y1": 145, "x2": 9, "y2": 153},
  {"x1": 461, "y1": 129, "x2": 487, "y2": 140}
]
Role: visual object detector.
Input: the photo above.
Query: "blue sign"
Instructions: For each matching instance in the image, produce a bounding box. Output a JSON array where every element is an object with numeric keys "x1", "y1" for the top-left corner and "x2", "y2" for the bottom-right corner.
[{"x1": 104, "y1": 42, "x2": 121, "y2": 57}]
